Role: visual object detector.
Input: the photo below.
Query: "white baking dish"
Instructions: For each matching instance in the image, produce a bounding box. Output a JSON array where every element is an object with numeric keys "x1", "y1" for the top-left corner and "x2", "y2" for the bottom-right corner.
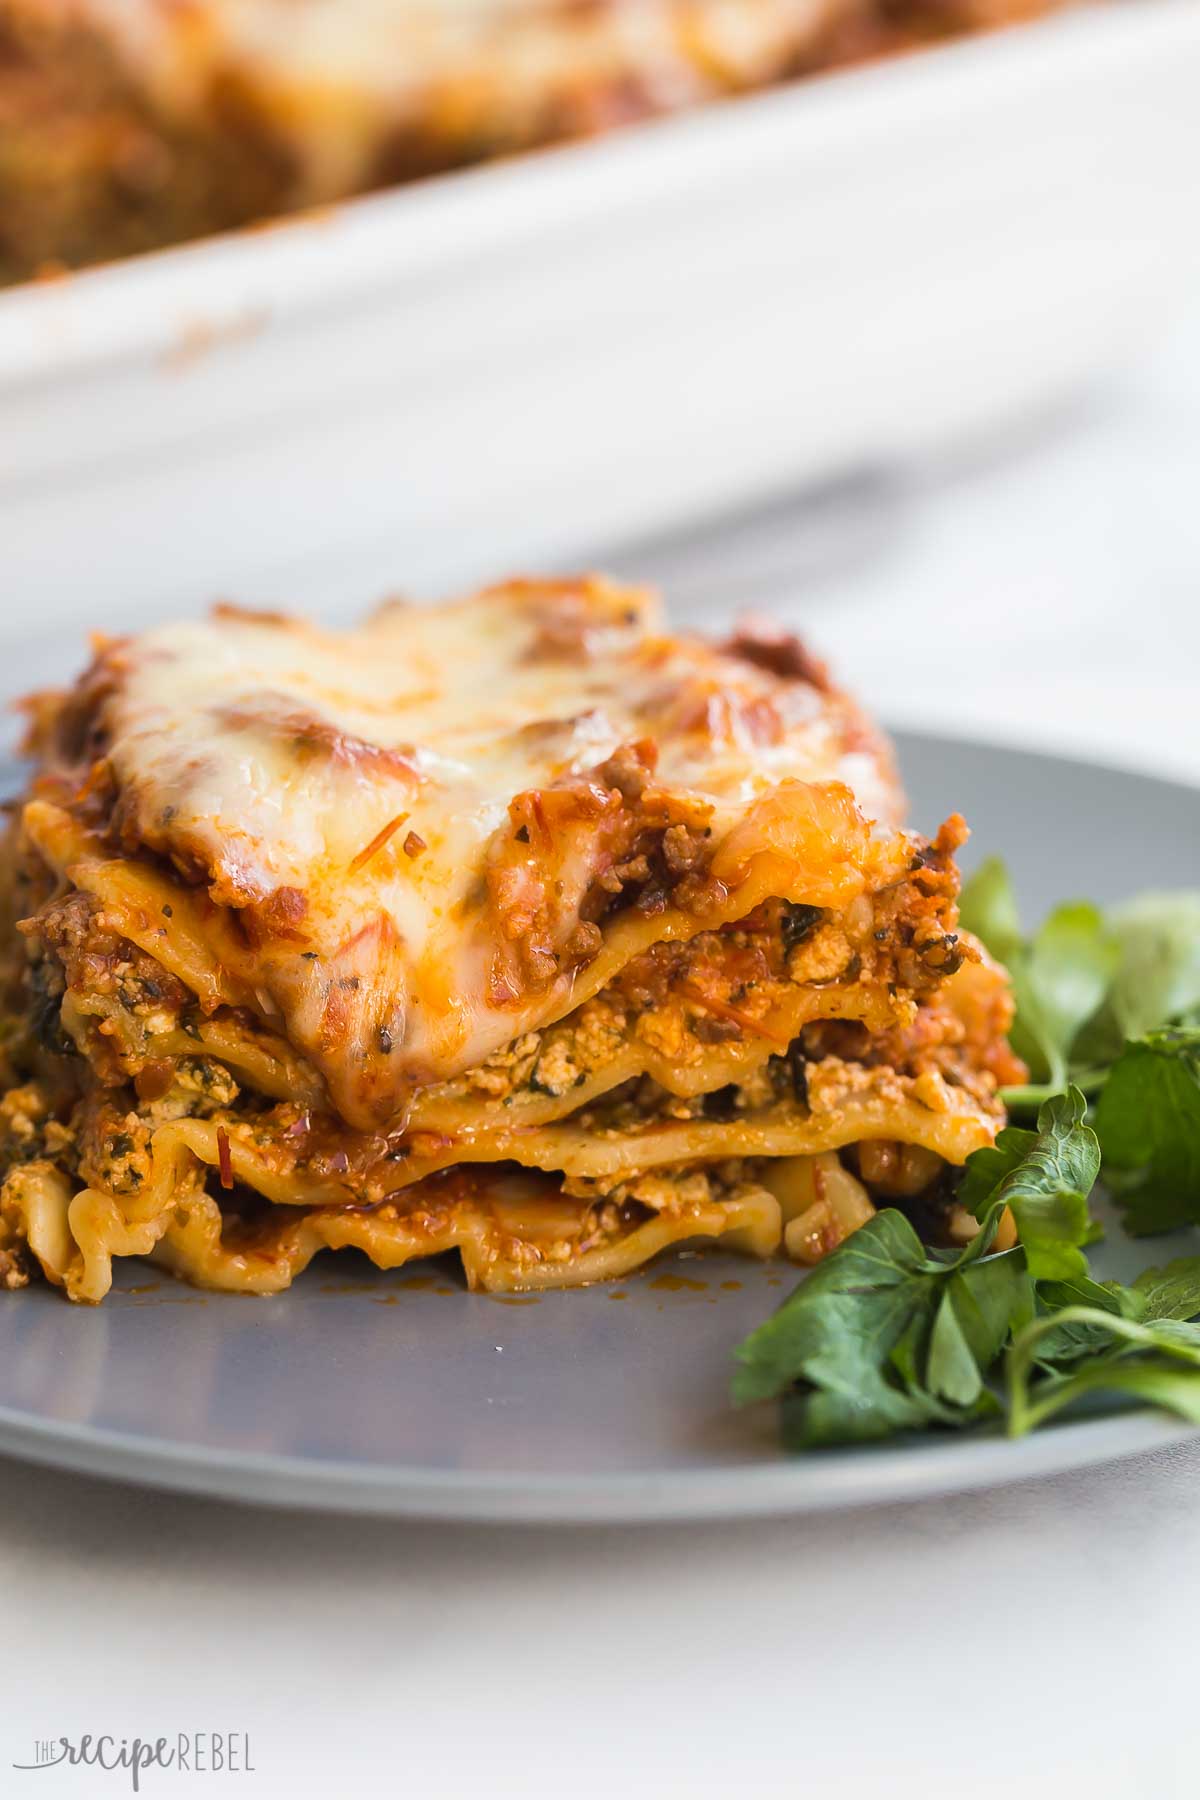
[{"x1": 1, "y1": 1, "x2": 1198, "y2": 634}]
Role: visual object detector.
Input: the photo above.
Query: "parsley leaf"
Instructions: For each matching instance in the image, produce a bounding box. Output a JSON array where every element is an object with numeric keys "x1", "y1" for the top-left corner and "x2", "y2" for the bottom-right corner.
[
  {"x1": 1006, "y1": 1256, "x2": 1200, "y2": 1430},
  {"x1": 1070, "y1": 894, "x2": 1200, "y2": 1066},
  {"x1": 957, "y1": 855, "x2": 1022, "y2": 964},
  {"x1": 1025, "y1": 903, "x2": 1118, "y2": 1085},
  {"x1": 1094, "y1": 1029, "x2": 1200, "y2": 1234},
  {"x1": 730, "y1": 1208, "x2": 932, "y2": 1409},
  {"x1": 927, "y1": 1253, "x2": 1034, "y2": 1406},
  {"x1": 732, "y1": 1204, "x2": 1032, "y2": 1448},
  {"x1": 1027, "y1": 1274, "x2": 1146, "y2": 1365},
  {"x1": 1033, "y1": 1255, "x2": 1200, "y2": 1367},
  {"x1": 1105, "y1": 893, "x2": 1200, "y2": 1043},
  {"x1": 1131, "y1": 1254, "x2": 1200, "y2": 1321},
  {"x1": 1007, "y1": 1308, "x2": 1200, "y2": 1436},
  {"x1": 959, "y1": 861, "x2": 1116, "y2": 1099},
  {"x1": 961, "y1": 863, "x2": 1200, "y2": 1114},
  {"x1": 958, "y1": 1088, "x2": 1099, "y2": 1280}
]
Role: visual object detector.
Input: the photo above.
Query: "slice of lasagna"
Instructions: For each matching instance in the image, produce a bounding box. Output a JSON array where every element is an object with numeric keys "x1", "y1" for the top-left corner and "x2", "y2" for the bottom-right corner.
[
  {"x1": 0, "y1": 578, "x2": 1022, "y2": 1302},
  {"x1": 0, "y1": 0, "x2": 1068, "y2": 283}
]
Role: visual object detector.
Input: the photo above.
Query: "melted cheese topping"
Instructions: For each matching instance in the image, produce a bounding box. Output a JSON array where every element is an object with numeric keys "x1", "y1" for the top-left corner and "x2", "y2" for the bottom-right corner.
[
  {"x1": 25, "y1": 0, "x2": 850, "y2": 197},
  {"x1": 45, "y1": 579, "x2": 906, "y2": 1129}
]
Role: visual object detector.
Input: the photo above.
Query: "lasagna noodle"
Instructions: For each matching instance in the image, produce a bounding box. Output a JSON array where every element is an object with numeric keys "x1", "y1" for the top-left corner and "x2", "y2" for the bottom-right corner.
[
  {"x1": 3, "y1": 1159, "x2": 785, "y2": 1302},
  {"x1": 0, "y1": 579, "x2": 1019, "y2": 1302}
]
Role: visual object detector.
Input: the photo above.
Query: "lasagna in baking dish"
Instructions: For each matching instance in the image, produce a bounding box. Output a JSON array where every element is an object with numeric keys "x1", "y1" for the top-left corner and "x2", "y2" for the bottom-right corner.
[
  {"x1": 0, "y1": 0, "x2": 1068, "y2": 283},
  {"x1": 0, "y1": 579, "x2": 1023, "y2": 1302}
]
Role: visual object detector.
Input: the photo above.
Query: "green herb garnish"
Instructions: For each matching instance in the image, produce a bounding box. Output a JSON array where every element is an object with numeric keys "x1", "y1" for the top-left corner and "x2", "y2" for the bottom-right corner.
[
  {"x1": 960, "y1": 861, "x2": 1200, "y2": 1113},
  {"x1": 957, "y1": 1088, "x2": 1098, "y2": 1281},
  {"x1": 963, "y1": 863, "x2": 1200, "y2": 1235},
  {"x1": 734, "y1": 1096, "x2": 1200, "y2": 1444},
  {"x1": 731, "y1": 1201, "x2": 1031, "y2": 1447},
  {"x1": 1095, "y1": 1028, "x2": 1200, "y2": 1234}
]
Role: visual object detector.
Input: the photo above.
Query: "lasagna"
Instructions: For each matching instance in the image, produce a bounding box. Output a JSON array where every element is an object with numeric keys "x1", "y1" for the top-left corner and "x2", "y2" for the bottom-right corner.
[
  {"x1": 0, "y1": 0, "x2": 1068, "y2": 284},
  {"x1": 0, "y1": 578, "x2": 1023, "y2": 1303}
]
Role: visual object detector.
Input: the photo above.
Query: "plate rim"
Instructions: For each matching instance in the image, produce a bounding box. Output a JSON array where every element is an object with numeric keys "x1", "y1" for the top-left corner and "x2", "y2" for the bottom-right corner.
[{"x1": 0, "y1": 1397, "x2": 1193, "y2": 1522}]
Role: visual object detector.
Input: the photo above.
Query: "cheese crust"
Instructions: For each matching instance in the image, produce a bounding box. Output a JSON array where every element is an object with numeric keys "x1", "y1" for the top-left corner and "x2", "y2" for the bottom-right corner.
[{"x1": 0, "y1": 0, "x2": 1068, "y2": 281}]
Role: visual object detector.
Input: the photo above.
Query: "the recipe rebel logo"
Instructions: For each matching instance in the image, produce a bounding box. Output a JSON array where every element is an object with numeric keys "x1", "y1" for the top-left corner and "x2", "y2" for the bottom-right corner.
[{"x1": 12, "y1": 1733, "x2": 256, "y2": 1788}]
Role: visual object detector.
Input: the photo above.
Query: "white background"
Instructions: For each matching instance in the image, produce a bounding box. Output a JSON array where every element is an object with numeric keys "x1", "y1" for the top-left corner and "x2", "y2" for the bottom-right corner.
[{"x1": 3, "y1": 310, "x2": 1200, "y2": 1799}]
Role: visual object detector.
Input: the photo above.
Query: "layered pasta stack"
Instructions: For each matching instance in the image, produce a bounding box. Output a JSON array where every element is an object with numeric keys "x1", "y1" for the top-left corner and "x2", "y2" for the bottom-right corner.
[{"x1": 0, "y1": 579, "x2": 1021, "y2": 1302}]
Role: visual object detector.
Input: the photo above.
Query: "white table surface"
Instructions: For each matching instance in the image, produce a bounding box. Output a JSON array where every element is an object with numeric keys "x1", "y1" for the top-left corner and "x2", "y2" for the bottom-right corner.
[{"x1": 4, "y1": 316, "x2": 1200, "y2": 1800}]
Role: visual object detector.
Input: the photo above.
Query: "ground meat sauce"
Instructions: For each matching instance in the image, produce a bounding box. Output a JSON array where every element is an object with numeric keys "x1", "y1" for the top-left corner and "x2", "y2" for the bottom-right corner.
[
  {"x1": 21, "y1": 889, "x2": 190, "y2": 1085},
  {"x1": 486, "y1": 739, "x2": 722, "y2": 996}
]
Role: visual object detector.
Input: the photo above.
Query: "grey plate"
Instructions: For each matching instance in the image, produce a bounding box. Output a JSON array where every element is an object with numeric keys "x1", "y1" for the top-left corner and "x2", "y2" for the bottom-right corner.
[{"x1": 1, "y1": 733, "x2": 1197, "y2": 1520}]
